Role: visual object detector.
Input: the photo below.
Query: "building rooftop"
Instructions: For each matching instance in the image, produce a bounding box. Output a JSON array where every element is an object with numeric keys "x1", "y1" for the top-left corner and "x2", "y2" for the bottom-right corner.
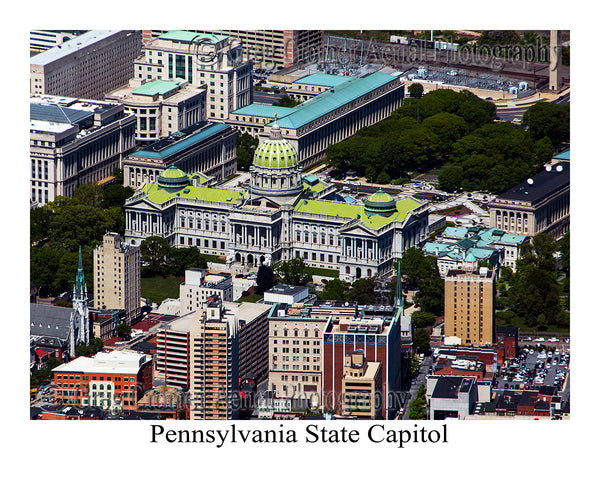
[
  {"x1": 493, "y1": 162, "x2": 569, "y2": 204},
  {"x1": 30, "y1": 30, "x2": 121, "y2": 66},
  {"x1": 274, "y1": 72, "x2": 399, "y2": 130},
  {"x1": 131, "y1": 79, "x2": 185, "y2": 96},
  {"x1": 30, "y1": 304, "x2": 72, "y2": 344},
  {"x1": 157, "y1": 30, "x2": 229, "y2": 44},
  {"x1": 231, "y1": 104, "x2": 296, "y2": 119},
  {"x1": 294, "y1": 197, "x2": 422, "y2": 231},
  {"x1": 130, "y1": 122, "x2": 231, "y2": 160},
  {"x1": 293, "y1": 73, "x2": 352, "y2": 88},
  {"x1": 141, "y1": 181, "x2": 243, "y2": 205},
  {"x1": 266, "y1": 284, "x2": 308, "y2": 296},
  {"x1": 52, "y1": 350, "x2": 150, "y2": 374}
]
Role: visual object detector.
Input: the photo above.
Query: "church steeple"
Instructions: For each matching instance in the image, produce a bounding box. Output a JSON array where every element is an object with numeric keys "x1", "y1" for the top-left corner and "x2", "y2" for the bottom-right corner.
[{"x1": 74, "y1": 245, "x2": 86, "y2": 299}]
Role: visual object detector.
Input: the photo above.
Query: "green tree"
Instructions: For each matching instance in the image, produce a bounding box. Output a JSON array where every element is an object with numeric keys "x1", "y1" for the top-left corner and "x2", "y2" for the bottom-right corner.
[
  {"x1": 102, "y1": 184, "x2": 135, "y2": 209},
  {"x1": 413, "y1": 276, "x2": 444, "y2": 316},
  {"x1": 30, "y1": 206, "x2": 55, "y2": 244},
  {"x1": 49, "y1": 203, "x2": 111, "y2": 251},
  {"x1": 348, "y1": 277, "x2": 376, "y2": 305},
  {"x1": 236, "y1": 131, "x2": 259, "y2": 171},
  {"x1": 72, "y1": 182, "x2": 104, "y2": 207},
  {"x1": 411, "y1": 311, "x2": 436, "y2": 328},
  {"x1": 400, "y1": 248, "x2": 439, "y2": 286},
  {"x1": 116, "y1": 323, "x2": 132, "y2": 337},
  {"x1": 272, "y1": 93, "x2": 301, "y2": 108},
  {"x1": 408, "y1": 385, "x2": 427, "y2": 419},
  {"x1": 168, "y1": 247, "x2": 207, "y2": 276},
  {"x1": 275, "y1": 258, "x2": 310, "y2": 286},
  {"x1": 437, "y1": 165, "x2": 464, "y2": 192},
  {"x1": 31, "y1": 245, "x2": 64, "y2": 296},
  {"x1": 522, "y1": 101, "x2": 570, "y2": 147},
  {"x1": 413, "y1": 328, "x2": 431, "y2": 355},
  {"x1": 141, "y1": 236, "x2": 171, "y2": 275},
  {"x1": 256, "y1": 265, "x2": 275, "y2": 294},
  {"x1": 407, "y1": 83, "x2": 424, "y2": 99},
  {"x1": 321, "y1": 278, "x2": 349, "y2": 301}
]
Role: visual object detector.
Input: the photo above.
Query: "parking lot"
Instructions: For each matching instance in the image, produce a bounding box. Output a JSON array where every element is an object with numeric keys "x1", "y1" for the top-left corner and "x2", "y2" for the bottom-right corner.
[{"x1": 496, "y1": 347, "x2": 570, "y2": 393}]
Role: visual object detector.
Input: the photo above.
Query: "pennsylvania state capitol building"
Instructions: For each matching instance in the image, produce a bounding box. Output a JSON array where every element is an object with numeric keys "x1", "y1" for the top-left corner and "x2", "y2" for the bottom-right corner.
[{"x1": 124, "y1": 121, "x2": 429, "y2": 282}]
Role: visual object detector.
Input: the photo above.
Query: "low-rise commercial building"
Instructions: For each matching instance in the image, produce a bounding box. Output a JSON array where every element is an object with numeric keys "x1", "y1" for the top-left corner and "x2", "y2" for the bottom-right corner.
[
  {"x1": 51, "y1": 350, "x2": 153, "y2": 412},
  {"x1": 264, "y1": 284, "x2": 309, "y2": 305},
  {"x1": 426, "y1": 375, "x2": 478, "y2": 420}
]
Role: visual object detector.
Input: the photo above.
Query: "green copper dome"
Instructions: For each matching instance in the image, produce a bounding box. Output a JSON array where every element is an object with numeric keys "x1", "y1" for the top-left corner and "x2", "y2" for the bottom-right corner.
[
  {"x1": 253, "y1": 122, "x2": 298, "y2": 169},
  {"x1": 157, "y1": 165, "x2": 190, "y2": 190},
  {"x1": 364, "y1": 188, "x2": 397, "y2": 217}
]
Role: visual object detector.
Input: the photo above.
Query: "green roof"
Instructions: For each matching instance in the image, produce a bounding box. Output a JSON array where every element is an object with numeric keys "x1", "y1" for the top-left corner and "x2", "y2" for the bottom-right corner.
[
  {"x1": 295, "y1": 197, "x2": 421, "y2": 230},
  {"x1": 274, "y1": 72, "x2": 398, "y2": 130},
  {"x1": 303, "y1": 178, "x2": 327, "y2": 193},
  {"x1": 253, "y1": 138, "x2": 298, "y2": 168},
  {"x1": 142, "y1": 182, "x2": 244, "y2": 205},
  {"x1": 158, "y1": 30, "x2": 229, "y2": 44},
  {"x1": 132, "y1": 79, "x2": 182, "y2": 96}
]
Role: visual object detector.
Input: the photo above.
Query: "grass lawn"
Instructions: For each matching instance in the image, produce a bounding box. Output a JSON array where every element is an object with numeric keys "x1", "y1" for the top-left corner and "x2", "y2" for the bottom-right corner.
[
  {"x1": 237, "y1": 293, "x2": 263, "y2": 303},
  {"x1": 141, "y1": 275, "x2": 182, "y2": 304}
]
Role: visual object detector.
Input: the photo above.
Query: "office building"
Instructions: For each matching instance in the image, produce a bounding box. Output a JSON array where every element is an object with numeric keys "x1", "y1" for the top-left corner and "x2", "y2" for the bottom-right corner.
[
  {"x1": 189, "y1": 297, "x2": 239, "y2": 420},
  {"x1": 30, "y1": 30, "x2": 87, "y2": 52},
  {"x1": 30, "y1": 95, "x2": 136, "y2": 205},
  {"x1": 341, "y1": 351, "x2": 382, "y2": 419},
  {"x1": 93, "y1": 233, "x2": 141, "y2": 324},
  {"x1": 122, "y1": 121, "x2": 237, "y2": 189},
  {"x1": 31, "y1": 30, "x2": 142, "y2": 100},
  {"x1": 444, "y1": 268, "x2": 496, "y2": 347},
  {"x1": 179, "y1": 268, "x2": 233, "y2": 314},
  {"x1": 51, "y1": 350, "x2": 153, "y2": 412},
  {"x1": 134, "y1": 30, "x2": 253, "y2": 121},
  {"x1": 105, "y1": 78, "x2": 206, "y2": 144},
  {"x1": 228, "y1": 71, "x2": 404, "y2": 167},
  {"x1": 488, "y1": 162, "x2": 569, "y2": 240},
  {"x1": 124, "y1": 123, "x2": 429, "y2": 282},
  {"x1": 142, "y1": 30, "x2": 324, "y2": 69},
  {"x1": 426, "y1": 376, "x2": 478, "y2": 420},
  {"x1": 321, "y1": 300, "x2": 411, "y2": 419}
]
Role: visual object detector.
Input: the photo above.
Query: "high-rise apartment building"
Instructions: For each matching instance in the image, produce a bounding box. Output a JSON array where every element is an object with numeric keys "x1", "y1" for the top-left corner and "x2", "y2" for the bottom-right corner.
[
  {"x1": 189, "y1": 297, "x2": 239, "y2": 420},
  {"x1": 30, "y1": 30, "x2": 142, "y2": 100},
  {"x1": 30, "y1": 95, "x2": 136, "y2": 204},
  {"x1": 134, "y1": 30, "x2": 253, "y2": 122},
  {"x1": 93, "y1": 233, "x2": 141, "y2": 324},
  {"x1": 155, "y1": 300, "x2": 270, "y2": 390},
  {"x1": 142, "y1": 30, "x2": 324, "y2": 69},
  {"x1": 444, "y1": 268, "x2": 496, "y2": 347}
]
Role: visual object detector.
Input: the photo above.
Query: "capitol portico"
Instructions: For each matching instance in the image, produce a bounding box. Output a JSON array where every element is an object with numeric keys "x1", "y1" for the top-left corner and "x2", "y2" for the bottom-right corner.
[{"x1": 124, "y1": 121, "x2": 430, "y2": 281}]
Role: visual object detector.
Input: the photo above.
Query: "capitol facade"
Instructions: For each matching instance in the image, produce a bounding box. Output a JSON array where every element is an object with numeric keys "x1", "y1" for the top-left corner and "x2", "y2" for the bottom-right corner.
[{"x1": 124, "y1": 121, "x2": 429, "y2": 282}]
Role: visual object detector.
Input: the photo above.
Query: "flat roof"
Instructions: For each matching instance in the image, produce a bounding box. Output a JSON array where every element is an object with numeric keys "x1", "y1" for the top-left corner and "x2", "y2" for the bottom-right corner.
[
  {"x1": 553, "y1": 149, "x2": 570, "y2": 160},
  {"x1": 30, "y1": 102, "x2": 94, "y2": 125},
  {"x1": 158, "y1": 30, "x2": 229, "y2": 44},
  {"x1": 230, "y1": 103, "x2": 296, "y2": 118},
  {"x1": 293, "y1": 73, "x2": 352, "y2": 88},
  {"x1": 131, "y1": 122, "x2": 230, "y2": 160},
  {"x1": 495, "y1": 162, "x2": 569, "y2": 204},
  {"x1": 132, "y1": 79, "x2": 183, "y2": 96},
  {"x1": 52, "y1": 350, "x2": 149, "y2": 374},
  {"x1": 31, "y1": 30, "x2": 120, "y2": 66}
]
